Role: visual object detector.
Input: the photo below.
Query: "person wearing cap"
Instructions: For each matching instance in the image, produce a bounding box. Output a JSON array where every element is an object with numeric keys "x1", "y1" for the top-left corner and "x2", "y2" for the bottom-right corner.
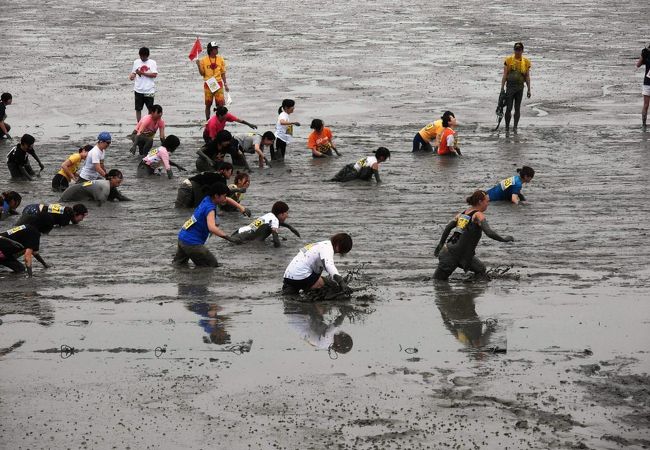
[
  {"x1": 0, "y1": 93, "x2": 12, "y2": 139},
  {"x1": 197, "y1": 42, "x2": 228, "y2": 120},
  {"x1": 128, "y1": 47, "x2": 158, "y2": 123},
  {"x1": 500, "y1": 42, "x2": 531, "y2": 133},
  {"x1": 172, "y1": 183, "x2": 242, "y2": 267},
  {"x1": 636, "y1": 44, "x2": 650, "y2": 129},
  {"x1": 6, "y1": 134, "x2": 44, "y2": 180},
  {"x1": 78, "y1": 132, "x2": 111, "y2": 182}
]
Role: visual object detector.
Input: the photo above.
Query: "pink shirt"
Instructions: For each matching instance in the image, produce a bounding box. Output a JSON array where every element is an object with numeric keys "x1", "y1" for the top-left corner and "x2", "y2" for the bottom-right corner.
[
  {"x1": 142, "y1": 146, "x2": 171, "y2": 171},
  {"x1": 136, "y1": 115, "x2": 165, "y2": 136},
  {"x1": 205, "y1": 112, "x2": 239, "y2": 140}
]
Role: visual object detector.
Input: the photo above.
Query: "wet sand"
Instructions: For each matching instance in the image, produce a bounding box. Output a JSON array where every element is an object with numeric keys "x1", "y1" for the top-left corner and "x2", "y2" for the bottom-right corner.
[{"x1": 1, "y1": 0, "x2": 650, "y2": 448}]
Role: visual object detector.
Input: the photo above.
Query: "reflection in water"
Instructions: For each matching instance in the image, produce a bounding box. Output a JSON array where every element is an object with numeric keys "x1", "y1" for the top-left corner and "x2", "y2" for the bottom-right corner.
[
  {"x1": 434, "y1": 281, "x2": 504, "y2": 353},
  {"x1": 179, "y1": 283, "x2": 231, "y2": 345},
  {"x1": 1, "y1": 291, "x2": 54, "y2": 326}
]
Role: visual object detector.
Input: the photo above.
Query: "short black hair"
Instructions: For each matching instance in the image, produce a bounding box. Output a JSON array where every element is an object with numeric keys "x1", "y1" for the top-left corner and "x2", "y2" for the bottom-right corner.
[
  {"x1": 163, "y1": 135, "x2": 180, "y2": 152},
  {"x1": 20, "y1": 134, "x2": 35, "y2": 146},
  {"x1": 1, "y1": 93, "x2": 12, "y2": 103},
  {"x1": 150, "y1": 104, "x2": 163, "y2": 114},
  {"x1": 215, "y1": 106, "x2": 229, "y2": 116},
  {"x1": 72, "y1": 204, "x2": 88, "y2": 215},
  {"x1": 107, "y1": 169, "x2": 123, "y2": 179},
  {"x1": 272, "y1": 201, "x2": 289, "y2": 216},
  {"x1": 310, "y1": 119, "x2": 324, "y2": 131},
  {"x1": 139, "y1": 47, "x2": 150, "y2": 57},
  {"x1": 207, "y1": 183, "x2": 230, "y2": 197}
]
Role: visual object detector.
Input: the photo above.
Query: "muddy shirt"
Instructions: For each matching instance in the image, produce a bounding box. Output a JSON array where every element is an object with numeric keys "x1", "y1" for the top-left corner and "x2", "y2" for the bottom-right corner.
[
  {"x1": 418, "y1": 119, "x2": 443, "y2": 142},
  {"x1": 234, "y1": 133, "x2": 261, "y2": 153},
  {"x1": 60, "y1": 180, "x2": 111, "y2": 203},
  {"x1": 642, "y1": 47, "x2": 650, "y2": 86},
  {"x1": 0, "y1": 224, "x2": 40, "y2": 252},
  {"x1": 446, "y1": 210, "x2": 482, "y2": 269},
  {"x1": 0, "y1": 102, "x2": 6, "y2": 121},
  {"x1": 21, "y1": 203, "x2": 72, "y2": 227},
  {"x1": 486, "y1": 175, "x2": 523, "y2": 201},
  {"x1": 284, "y1": 240, "x2": 339, "y2": 280},
  {"x1": 6, "y1": 145, "x2": 33, "y2": 165},
  {"x1": 353, "y1": 156, "x2": 377, "y2": 172},
  {"x1": 504, "y1": 54, "x2": 531, "y2": 90},
  {"x1": 237, "y1": 212, "x2": 279, "y2": 234}
]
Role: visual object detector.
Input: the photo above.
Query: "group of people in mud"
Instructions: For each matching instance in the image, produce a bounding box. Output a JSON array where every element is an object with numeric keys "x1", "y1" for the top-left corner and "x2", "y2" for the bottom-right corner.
[{"x1": 2, "y1": 40, "x2": 648, "y2": 290}]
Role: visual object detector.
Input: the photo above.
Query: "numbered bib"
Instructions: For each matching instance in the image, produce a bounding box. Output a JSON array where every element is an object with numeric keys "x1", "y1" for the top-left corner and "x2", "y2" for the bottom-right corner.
[
  {"x1": 300, "y1": 243, "x2": 315, "y2": 254},
  {"x1": 356, "y1": 157, "x2": 368, "y2": 168},
  {"x1": 47, "y1": 204, "x2": 64, "y2": 215},
  {"x1": 82, "y1": 181, "x2": 93, "y2": 187},
  {"x1": 500, "y1": 176, "x2": 515, "y2": 190},
  {"x1": 182, "y1": 215, "x2": 197, "y2": 230},
  {"x1": 6, "y1": 225, "x2": 26, "y2": 235},
  {"x1": 248, "y1": 218, "x2": 264, "y2": 230},
  {"x1": 147, "y1": 148, "x2": 159, "y2": 158},
  {"x1": 205, "y1": 77, "x2": 221, "y2": 93},
  {"x1": 456, "y1": 214, "x2": 471, "y2": 231}
]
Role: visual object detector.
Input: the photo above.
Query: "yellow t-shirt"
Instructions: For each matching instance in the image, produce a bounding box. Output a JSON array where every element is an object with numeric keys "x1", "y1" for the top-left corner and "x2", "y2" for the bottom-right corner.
[
  {"x1": 199, "y1": 55, "x2": 227, "y2": 82},
  {"x1": 418, "y1": 119, "x2": 443, "y2": 142},
  {"x1": 504, "y1": 55, "x2": 531, "y2": 86},
  {"x1": 57, "y1": 152, "x2": 82, "y2": 180}
]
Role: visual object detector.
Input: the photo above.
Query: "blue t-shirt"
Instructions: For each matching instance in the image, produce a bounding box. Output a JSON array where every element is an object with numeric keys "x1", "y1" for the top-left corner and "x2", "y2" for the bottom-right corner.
[
  {"x1": 178, "y1": 196, "x2": 219, "y2": 245},
  {"x1": 487, "y1": 175, "x2": 522, "y2": 201}
]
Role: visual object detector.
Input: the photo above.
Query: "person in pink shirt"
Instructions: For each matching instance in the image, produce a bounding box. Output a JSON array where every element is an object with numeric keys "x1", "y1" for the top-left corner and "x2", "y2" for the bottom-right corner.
[
  {"x1": 137, "y1": 135, "x2": 186, "y2": 179},
  {"x1": 130, "y1": 104, "x2": 166, "y2": 155},
  {"x1": 203, "y1": 106, "x2": 257, "y2": 144}
]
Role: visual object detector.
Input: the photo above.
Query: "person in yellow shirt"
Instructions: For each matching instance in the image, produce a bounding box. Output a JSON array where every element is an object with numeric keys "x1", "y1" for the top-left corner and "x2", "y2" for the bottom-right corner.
[
  {"x1": 197, "y1": 42, "x2": 228, "y2": 120},
  {"x1": 51, "y1": 145, "x2": 92, "y2": 191},
  {"x1": 412, "y1": 111, "x2": 454, "y2": 152},
  {"x1": 500, "y1": 42, "x2": 531, "y2": 133}
]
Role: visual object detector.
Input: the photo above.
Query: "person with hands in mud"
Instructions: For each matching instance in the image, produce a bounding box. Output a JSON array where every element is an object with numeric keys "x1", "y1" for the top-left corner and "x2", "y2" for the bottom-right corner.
[
  {"x1": 172, "y1": 183, "x2": 243, "y2": 267},
  {"x1": 283, "y1": 233, "x2": 353, "y2": 294},
  {"x1": 437, "y1": 113, "x2": 461, "y2": 156},
  {"x1": 196, "y1": 130, "x2": 234, "y2": 172},
  {"x1": 331, "y1": 147, "x2": 390, "y2": 183},
  {"x1": 231, "y1": 201, "x2": 300, "y2": 247},
  {"x1": 0, "y1": 224, "x2": 48, "y2": 277},
  {"x1": 52, "y1": 144, "x2": 92, "y2": 191},
  {"x1": 203, "y1": 106, "x2": 257, "y2": 144},
  {"x1": 60, "y1": 169, "x2": 131, "y2": 205},
  {"x1": 307, "y1": 119, "x2": 340, "y2": 158},
  {"x1": 1, "y1": 191, "x2": 21, "y2": 221},
  {"x1": 137, "y1": 135, "x2": 185, "y2": 178},
  {"x1": 486, "y1": 166, "x2": 535, "y2": 204},
  {"x1": 6, "y1": 134, "x2": 44, "y2": 180},
  {"x1": 434, "y1": 190, "x2": 514, "y2": 281}
]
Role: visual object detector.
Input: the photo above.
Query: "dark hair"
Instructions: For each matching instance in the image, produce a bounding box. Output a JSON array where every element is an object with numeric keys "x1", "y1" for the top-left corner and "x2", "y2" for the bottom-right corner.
[
  {"x1": 1, "y1": 93, "x2": 11, "y2": 103},
  {"x1": 331, "y1": 233, "x2": 353, "y2": 254},
  {"x1": 332, "y1": 332, "x2": 353, "y2": 354},
  {"x1": 310, "y1": 119, "x2": 324, "y2": 131},
  {"x1": 163, "y1": 135, "x2": 180, "y2": 152},
  {"x1": 442, "y1": 114, "x2": 455, "y2": 127},
  {"x1": 233, "y1": 171, "x2": 249, "y2": 184},
  {"x1": 374, "y1": 147, "x2": 391, "y2": 161},
  {"x1": 278, "y1": 99, "x2": 295, "y2": 114},
  {"x1": 1, "y1": 191, "x2": 22, "y2": 205},
  {"x1": 20, "y1": 134, "x2": 35, "y2": 146},
  {"x1": 79, "y1": 144, "x2": 93, "y2": 153},
  {"x1": 150, "y1": 104, "x2": 163, "y2": 114},
  {"x1": 517, "y1": 166, "x2": 535, "y2": 179},
  {"x1": 207, "y1": 183, "x2": 230, "y2": 197},
  {"x1": 272, "y1": 201, "x2": 289, "y2": 216},
  {"x1": 262, "y1": 131, "x2": 275, "y2": 141},
  {"x1": 107, "y1": 169, "x2": 123, "y2": 179},
  {"x1": 139, "y1": 47, "x2": 150, "y2": 58},
  {"x1": 514, "y1": 42, "x2": 524, "y2": 51},
  {"x1": 215, "y1": 106, "x2": 229, "y2": 116},
  {"x1": 466, "y1": 190, "x2": 487, "y2": 206},
  {"x1": 218, "y1": 162, "x2": 233, "y2": 173},
  {"x1": 72, "y1": 204, "x2": 88, "y2": 215},
  {"x1": 441, "y1": 111, "x2": 455, "y2": 121}
]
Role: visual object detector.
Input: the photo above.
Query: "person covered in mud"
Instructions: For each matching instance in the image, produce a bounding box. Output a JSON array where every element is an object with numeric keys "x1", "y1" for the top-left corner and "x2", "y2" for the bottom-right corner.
[
  {"x1": 307, "y1": 119, "x2": 340, "y2": 158},
  {"x1": 172, "y1": 183, "x2": 242, "y2": 267},
  {"x1": 274, "y1": 99, "x2": 300, "y2": 161},
  {"x1": 501, "y1": 42, "x2": 531, "y2": 133},
  {"x1": 486, "y1": 166, "x2": 535, "y2": 204},
  {"x1": 6, "y1": 134, "x2": 44, "y2": 180},
  {"x1": 0, "y1": 92, "x2": 12, "y2": 139},
  {"x1": 233, "y1": 131, "x2": 275, "y2": 168},
  {"x1": 196, "y1": 130, "x2": 234, "y2": 172},
  {"x1": 203, "y1": 106, "x2": 257, "y2": 144},
  {"x1": 283, "y1": 233, "x2": 352, "y2": 294},
  {"x1": 78, "y1": 132, "x2": 111, "y2": 182},
  {"x1": 231, "y1": 201, "x2": 300, "y2": 247},
  {"x1": 437, "y1": 113, "x2": 461, "y2": 156},
  {"x1": 129, "y1": 46, "x2": 158, "y2": 123},
  {"x1": 330, "y1": 147, "x2": 390, "y2": 183},
  {"x1": 137, "y1": 135, "x2": 185, "y2": 178},
  {"x1": 129, "y1": 104, "x2": 165, "y2": 156},
  {"x1": 0, "y1": 224, "x2": 49, "y2": 277},
  {"x1": 284, "y1": 301, "x2": 353, "y2": 354},
  {"x1": 413, "y1": 111, "x2": 454, "y2": 152},
  {"x1": 1, "y1": 191, "x2": 21, "y2": 221},
  {"x1": 51, "y1": 144, "x2": 92, "y2": 191},
  {"x1": 17, "y1": 203, "x2": 88, "y2": 229},
  {"x1": 60, "y1": 169, "x2": 131, "y2": 205},
  {"x1": 223, "y1": 171, "x2": 250, "y2": 212},
  {"x1": 636, "y1": 43, "x2": 650, "y2": 129},
  {"x1": 434, "y1": 190, "x2": 514, "y2": 281}
]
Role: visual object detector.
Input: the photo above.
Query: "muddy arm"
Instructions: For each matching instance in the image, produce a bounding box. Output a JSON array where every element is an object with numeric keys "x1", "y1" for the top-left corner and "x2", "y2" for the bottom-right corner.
[
  {"x1": 280, "y1": 222, "x2": 300, "y2": 237},
  {"x1": 479, "y1": 219, "x2": 513, "y2": 242},
  {"x1": 435, "y1": 220, "x2": 456, "y2": 256}
]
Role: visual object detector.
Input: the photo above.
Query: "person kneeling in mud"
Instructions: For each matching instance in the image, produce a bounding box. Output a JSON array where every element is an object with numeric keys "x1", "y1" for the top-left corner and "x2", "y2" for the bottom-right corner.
[
  {"x1": 307, "y1": 119, "x2": 340, "y2": 158},
  {"x1": 17, "y1": 203, "x2": 88, "y2": 229},
  {"x1": 331, "y1": 147, "x2": 390, "y2": 183},
  {"x1": 282, "y1": 233, "x2": 352, "y2": 294},
  {"x1": 137, "y1": 135, "x2": 185, "y2": 178},
  {"x1": 433, "y1": 190, "x2": 514, "y2": 281},
  {"x1": 222, "y1": 171, "x2": 250, "y2": 212},
  {"x1": 196, "y1": 130, "x2": 233, "y2": 172},
  {"x1": 232, "y1": 201, "x2": 300, "y2": 247},
  {"x1": 60, "y1": 169, "x2": 131, "y2": 205},
  {"x1": 486, "y1": 166, "x2": 535, "y2": 205},
  {"x1": 172, "y1": 183, "x2": 242, "y2": 267},
  {"x1": 0, "y1": 224, "x2": 49, "y2": 277}
]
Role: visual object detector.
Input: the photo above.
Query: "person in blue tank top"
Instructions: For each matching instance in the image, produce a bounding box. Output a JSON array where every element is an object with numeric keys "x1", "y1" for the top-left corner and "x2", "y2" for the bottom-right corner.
[
  {"x1": 173, "y1": 183, "x2": 242, "y2": 267},
  {"x1": 486, "y1": 166, "x2": 535, "y2": 204}
]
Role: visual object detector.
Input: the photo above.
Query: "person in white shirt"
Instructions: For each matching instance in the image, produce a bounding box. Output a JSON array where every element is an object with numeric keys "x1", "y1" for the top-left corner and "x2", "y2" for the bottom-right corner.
[
  {"x1": 232, "y1": 201, "x2": 300, "y2": 247},
  {"x1": 330, "y1": 147, "x2": 390, "y2": 183},
  {"x1": 283, "y1": 233, "x2": 352, "y2": 294},
  {"x1": 78, "y1": 132, "x2": 111, "y2": 182},
  {"x1": 274, "y1": 99, "x2": 300, "y2": 161},
  {"x1": 128, "y1": 47, "x2": 158, "y2": 123}
]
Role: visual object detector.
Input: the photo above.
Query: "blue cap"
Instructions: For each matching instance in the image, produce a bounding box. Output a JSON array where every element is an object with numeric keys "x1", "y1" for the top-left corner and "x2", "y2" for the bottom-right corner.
[{"x1": 97, "y1": 131, "x2": 112, "y2": 142}]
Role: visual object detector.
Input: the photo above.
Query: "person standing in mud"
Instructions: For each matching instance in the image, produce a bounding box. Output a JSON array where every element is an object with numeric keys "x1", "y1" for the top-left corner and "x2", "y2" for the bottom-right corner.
[
  {"x1": 501, "y1": 42, "x2": 531, "y2": 133},
  {"x1": 274, "y1": 99, "x2": 300, "y2": 161},
  {"x1": 197, "y1": 42, "x2": 228, "y2": 120},
  {"x1": 128, "y1": 47, "x2": 158, "y2": 123},
  {"x1": 0, "y1": 92, "x2": 12, "y2": 139},
  {"x1": 433, "y1": 190, "x2": 514, "y2": 280},
  {"x1": 486, "y1": 166, "x2": 535, "y2": 204},
  {"x1": 636, "y1": 44, "x2": 650, "y2": 129}
]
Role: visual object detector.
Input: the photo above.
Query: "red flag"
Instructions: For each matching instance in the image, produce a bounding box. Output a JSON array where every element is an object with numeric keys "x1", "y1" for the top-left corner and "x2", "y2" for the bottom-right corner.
[{"x1": 188, "y1": 38, "x2": 202, "y2": 61}]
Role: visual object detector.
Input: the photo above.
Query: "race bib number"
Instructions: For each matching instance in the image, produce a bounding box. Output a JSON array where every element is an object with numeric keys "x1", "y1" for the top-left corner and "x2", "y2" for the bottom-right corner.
[
  {"x1": 82, "y1": 181, "x2": 93, "y2": 187},
  {"x1": 205, "y1": 77, "x2": 221, "y2": 93},
  {"x1": 182, "y1": 215, "x2": 197, "y2": 230},
  {"x1": 6, "y1": 225, "x2": 26, "y2": 235},
  {"x1": 300, "y1": 243, "x2": 315, "y2": 254},
  {"x1": 500, "y1": 177, "x2": 514, "y2": 190},
  {"x1": 286, "y1": 124, "x2": 294, "y2": 136},
  {"x1": 456, "y1": 214, "x2": 471, "y2": 230},
  {"x1": 356, "y1": 157, "x2": 368, "y2": 168},
  {"x1": 147, "y1": 148, "x2": 159, "y2": 158},
  {"x1": 249, "y1": 219, "x2": 264, "y2": 230},
  {"x1": 47, "y1": 204, "x2": 64, "y2": 214}
]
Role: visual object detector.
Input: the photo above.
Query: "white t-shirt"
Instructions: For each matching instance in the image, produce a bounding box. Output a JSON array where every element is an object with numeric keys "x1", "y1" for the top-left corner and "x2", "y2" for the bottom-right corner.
[
  {"x1": 78, "y1": 145, "x2": 105, "y2": 180},
  {"x1": 132, "y1": 58, "x2": 158, "y2": 94},
  {"x1": 284, "y1": 240, "x2": 339, "y2": 280},
  {"x1": 234, "y1": 133, "x2": 262, "y2": 153},
  {"x1": 353, "y1": 155, "x2": 378, "y2": 172},
  {"x1": 238, "y1": 212, "x2": 280, "y2": 234},
  {"x1": 275, "y1": 111, "x2": 293, "y2": 143}
]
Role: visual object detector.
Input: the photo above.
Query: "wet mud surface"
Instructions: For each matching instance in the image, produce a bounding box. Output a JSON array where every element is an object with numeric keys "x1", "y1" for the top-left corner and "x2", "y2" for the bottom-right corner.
[{"x1": 1, "y1": 0, "x2": 650, "y2": 448}]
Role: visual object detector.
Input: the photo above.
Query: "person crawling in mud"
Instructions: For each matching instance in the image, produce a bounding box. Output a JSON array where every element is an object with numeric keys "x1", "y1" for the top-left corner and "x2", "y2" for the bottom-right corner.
[
  {"x1": 231, "y1": 201, "x2": 300, "y2": 247},
  {"x1": 434, "y1": 190, "x2": 514, "y2": 281},
  {"x1": 0, "y1": 224, "x2": 48, "y2": 277},
  {"x1": 486, "y1": 166, "x2": 535, "y2": 204},
  {"x1": 282, "y1": 233, "x2": 352, "y2": 294},
  {"x1": 60, "y1": 169, "x2": 131, "y2": 205},
  {"x1": 17, "y1": 203, "x2": 88, "y2": 229},
  {"x1": 330, "y1": 147, "x2": 390, "y2": 183}
]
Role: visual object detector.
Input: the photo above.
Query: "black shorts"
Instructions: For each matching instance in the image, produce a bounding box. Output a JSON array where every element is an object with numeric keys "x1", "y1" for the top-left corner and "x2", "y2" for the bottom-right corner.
[
  {"x1": 283, "y1": 271, "x2": 322, "y2": 292},
  {"x1": 134, "y1": 92, "x2": 154, "y2": 112}
]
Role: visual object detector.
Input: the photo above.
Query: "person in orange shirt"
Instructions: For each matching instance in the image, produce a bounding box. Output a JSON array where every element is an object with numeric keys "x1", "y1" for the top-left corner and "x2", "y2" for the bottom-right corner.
[
  {"x1": 413, "y1": 111, "x2": 454, "y2": 152},
  {"x1": 307, "y1": 119, "x2": 340, "y2": 158},
  {"x1": 437, "y1": 114, "x2": 461, "y2": 156},
  {"x1": 500, "y1": 42, "x2": 531, "y2": 133},
  {"x1": 197, "y1": 42, "x2": 228, "y2": 120}
]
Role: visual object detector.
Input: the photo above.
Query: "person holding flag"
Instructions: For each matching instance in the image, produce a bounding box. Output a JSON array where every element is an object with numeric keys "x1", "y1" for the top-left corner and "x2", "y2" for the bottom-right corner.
[{"x1": 195, "y1": 41, "x2": 228, "y2": 120}]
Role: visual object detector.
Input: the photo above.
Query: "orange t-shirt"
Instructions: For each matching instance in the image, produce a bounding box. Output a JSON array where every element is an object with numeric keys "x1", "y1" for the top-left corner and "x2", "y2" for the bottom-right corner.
[
  {"x1": 307, "y1": 127, "x2": 334, "y2": 152},
  {"x1": 437, "y1": 128, "x2": 457, "y2": 155}
]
